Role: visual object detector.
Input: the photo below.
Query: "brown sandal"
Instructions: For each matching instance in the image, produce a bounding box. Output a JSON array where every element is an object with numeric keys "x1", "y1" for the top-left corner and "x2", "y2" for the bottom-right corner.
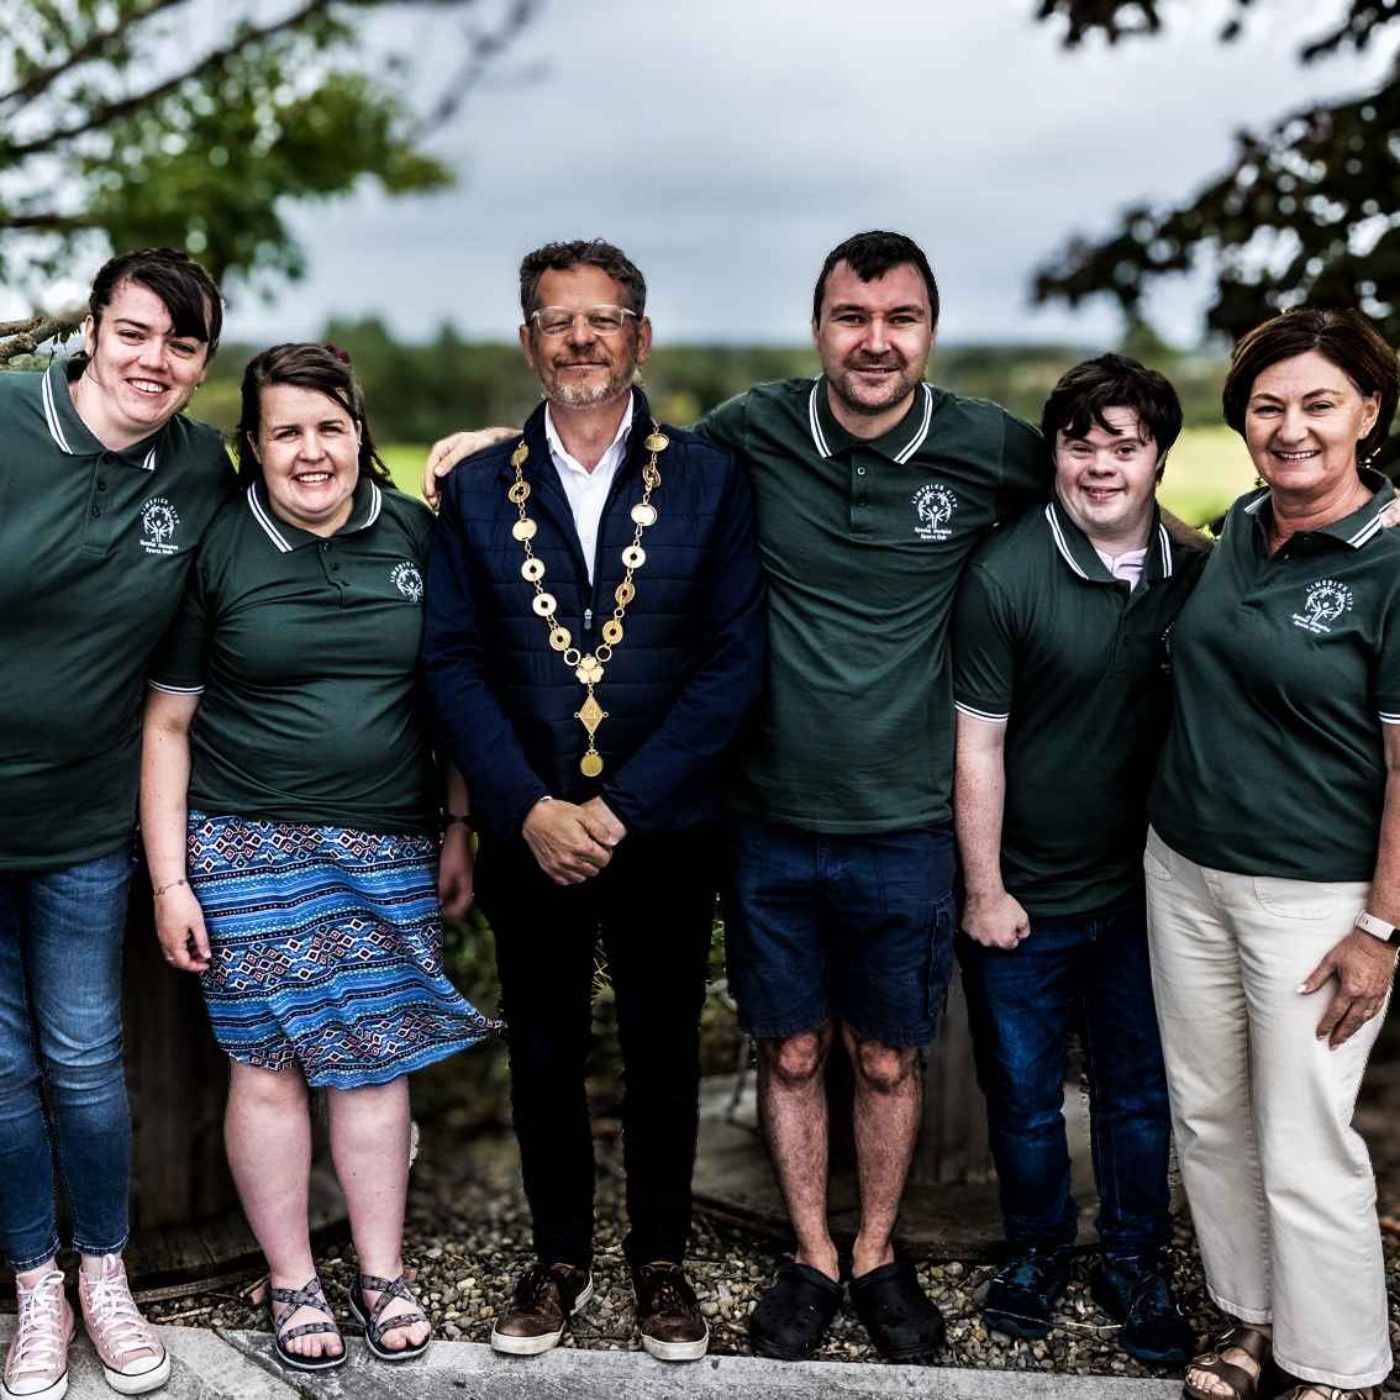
[
  {"x1": 1184, "y1": 1324, "x2": 1276, "y2": 1400},
  {"x1": 1277, "y1": 1388, "x2": 1383, "y2": 1400}
]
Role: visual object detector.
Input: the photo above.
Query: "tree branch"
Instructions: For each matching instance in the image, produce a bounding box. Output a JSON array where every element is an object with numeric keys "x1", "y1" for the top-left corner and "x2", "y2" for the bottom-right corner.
[
  {"x1": 0, "y1": 312, "x2": 83, "y2": 365},
  {"x1": 3, "y1": 0, "x2": 333, "y2": 161},
  {"x1": 0, "y1": 0, "x2": 192, "y2": 116},
  {"x1": 415, "y1": 0, "x2": 539, "y2": 134},
  {"x1": 2, "y1": 211, "x2": 97, "y2": 232}
]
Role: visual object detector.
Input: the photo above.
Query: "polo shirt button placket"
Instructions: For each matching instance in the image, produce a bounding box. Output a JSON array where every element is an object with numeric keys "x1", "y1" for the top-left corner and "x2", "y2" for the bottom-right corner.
[{"x1": 851, "y1": 460, "x2": 871, "y2": 530}]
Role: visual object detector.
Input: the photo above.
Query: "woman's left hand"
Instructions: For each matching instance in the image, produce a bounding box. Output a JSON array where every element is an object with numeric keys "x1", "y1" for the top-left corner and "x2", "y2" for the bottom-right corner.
[
  {"x1": 438, "y1": 824, "x2": 474, "y2": 919},
  {"x1": 1298, "y1": 928, "x2": 1397, "y2": 1048}
]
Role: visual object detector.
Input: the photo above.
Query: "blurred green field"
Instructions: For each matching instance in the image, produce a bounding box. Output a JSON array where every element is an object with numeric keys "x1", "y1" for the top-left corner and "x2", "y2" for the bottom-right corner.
[{"x1": 382, "y1": 425, "x2": 1254, "y2": 531}]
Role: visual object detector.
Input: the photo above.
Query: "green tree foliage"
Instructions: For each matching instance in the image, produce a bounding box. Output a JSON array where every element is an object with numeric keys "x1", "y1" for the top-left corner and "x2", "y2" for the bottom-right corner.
[
  {"x1": 1032, "y1": 1, "x2": 1400, "y2": 345},
  {"x1": 192, "y1": 319, "x2": 1230, "y2": 445},
  {"x1": 0, "y1": 0, "x2": 535, "y2": 312}
]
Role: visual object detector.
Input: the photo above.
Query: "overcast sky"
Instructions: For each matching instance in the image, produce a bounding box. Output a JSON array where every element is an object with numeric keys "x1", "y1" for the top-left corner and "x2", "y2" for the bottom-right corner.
[{"x1": 121, "y1": 0, "x2": 1400, "y2": 347}]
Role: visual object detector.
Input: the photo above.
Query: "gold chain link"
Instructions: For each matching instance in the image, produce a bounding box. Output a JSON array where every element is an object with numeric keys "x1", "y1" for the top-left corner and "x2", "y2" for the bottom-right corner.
[{"x1": 509, "y1": 425, "x2": 668, "y2": 776}]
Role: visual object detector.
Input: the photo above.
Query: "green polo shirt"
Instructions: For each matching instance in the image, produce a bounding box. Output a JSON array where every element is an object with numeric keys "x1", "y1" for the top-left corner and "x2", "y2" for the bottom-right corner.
[
  {"x1": 151, "y1": 478, "x2": 439, "y2": 834},
  {"x1": 697, "y1": 376, "x2": 1047, "y2": 833},
  {"x1": 0, "y1": 360, "x2": 233, "y2": 871},
  {"x1": 954, "y1": 500, "x2": 1208, "y2": 916},
  {"x1": 1151, "y1": 471, "x2": 1400, "y2": 881}
]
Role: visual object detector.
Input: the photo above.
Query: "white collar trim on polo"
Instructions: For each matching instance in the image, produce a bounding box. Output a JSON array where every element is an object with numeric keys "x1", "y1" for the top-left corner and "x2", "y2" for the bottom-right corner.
[
  {"x1": 41, "y1": 368, "x2": 157, "y2": 470},
  {"x1": 246, "y1": 479, "x2": 382, "y2": 553},
  {"x1": 807, "y1": 378, "x2": 934, "y2": 464}
]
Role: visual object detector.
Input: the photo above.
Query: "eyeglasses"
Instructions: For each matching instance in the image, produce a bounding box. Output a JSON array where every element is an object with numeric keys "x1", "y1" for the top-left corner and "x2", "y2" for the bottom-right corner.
[{"x1": 529, "y1": 305, "x2": 639, "y2": 337}]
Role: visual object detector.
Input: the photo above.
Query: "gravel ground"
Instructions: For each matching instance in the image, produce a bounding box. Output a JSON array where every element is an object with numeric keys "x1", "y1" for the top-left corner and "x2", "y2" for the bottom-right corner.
[{"x1": 142, "y1": 1065, "x2": 1400, "y2": 1385}]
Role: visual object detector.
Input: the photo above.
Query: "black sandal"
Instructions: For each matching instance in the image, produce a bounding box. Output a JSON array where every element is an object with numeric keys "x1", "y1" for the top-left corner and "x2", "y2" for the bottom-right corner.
[
  {"x1": 348, "y1": 1272, "x2": 432, "y2": 1362},
  {"x1": 269, "y1": 1276, "x2": 347, "y2": 1372}
]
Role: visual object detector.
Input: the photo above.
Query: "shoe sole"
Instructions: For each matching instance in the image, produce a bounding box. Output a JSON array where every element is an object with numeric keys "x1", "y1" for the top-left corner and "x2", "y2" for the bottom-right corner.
[
  {"x1": 271, "y1": 1340, "x2": 347, "y2": 1373},
  {"x1": 100, "y1": 1353, "x2": 173, "y2": 1395},
  {"x1": 984, "y1": 1309, "x2": 1052, "y2": 1342},
  {"x1": 749, "y1": 1335, "x2": 817, "y2": 1362},
  {"x1": 489, "y1": 1278, "x2": 594, "y2": 1357},
  {"x1": 639, "y1": 1322, "x2": 710, "y2": 1363},
  {"x1": 2, "y1": 1372, "x2": 68, "y2": 1400}
]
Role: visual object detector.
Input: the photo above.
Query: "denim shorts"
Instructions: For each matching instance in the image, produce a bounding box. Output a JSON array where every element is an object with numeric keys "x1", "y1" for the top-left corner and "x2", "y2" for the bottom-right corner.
[{"x1": 723, "y1": 813, "x2": 957, "y2": 1048}]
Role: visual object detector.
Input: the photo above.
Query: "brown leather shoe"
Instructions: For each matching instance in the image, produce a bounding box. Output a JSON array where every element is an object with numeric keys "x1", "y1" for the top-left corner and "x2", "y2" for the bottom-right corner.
[
  {"x1": 632, "y1": 1261, "x2": 710, "y2": 1362},
  {"x1": 489, "y1": 1262, "x2": 593, "y2": 1356}
]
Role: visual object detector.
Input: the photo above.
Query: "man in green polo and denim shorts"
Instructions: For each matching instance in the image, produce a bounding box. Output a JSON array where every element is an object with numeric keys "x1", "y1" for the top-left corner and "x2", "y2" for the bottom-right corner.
[{"x1": 697, "y1": 231, "x2": 1047, "y2": 1364}]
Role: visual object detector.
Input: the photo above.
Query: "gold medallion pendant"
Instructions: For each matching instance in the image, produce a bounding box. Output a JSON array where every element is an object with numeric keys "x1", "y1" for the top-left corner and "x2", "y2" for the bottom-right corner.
[{"x1": 506, "y1": 419, "x2": 667, "y2": 778}]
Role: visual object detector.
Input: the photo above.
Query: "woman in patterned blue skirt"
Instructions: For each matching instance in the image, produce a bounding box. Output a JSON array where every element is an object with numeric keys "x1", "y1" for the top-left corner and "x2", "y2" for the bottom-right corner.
[{"x1": 139, "y1": 343, "x2": 495, "y2": 1371}]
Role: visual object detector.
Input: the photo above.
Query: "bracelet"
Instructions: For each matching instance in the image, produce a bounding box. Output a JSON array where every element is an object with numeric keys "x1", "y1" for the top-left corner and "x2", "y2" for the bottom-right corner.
[
  {"x1": 152, "y1": 877, "x2": 188, "y2": 898},
  {"x1": 443, "y1": 813, "x2": 473, "y2": 831}
]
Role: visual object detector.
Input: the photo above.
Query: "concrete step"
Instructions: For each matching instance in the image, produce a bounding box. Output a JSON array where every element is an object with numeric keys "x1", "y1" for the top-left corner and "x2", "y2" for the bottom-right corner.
[{"x1": 2, "y1": 1318, "x2": 1183, "y2": 1400}]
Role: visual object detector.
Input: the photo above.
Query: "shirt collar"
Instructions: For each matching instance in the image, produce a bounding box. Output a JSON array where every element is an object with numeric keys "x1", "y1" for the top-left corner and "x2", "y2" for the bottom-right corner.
[
  {"x1": 807, "y1": 377, "x2": 938, "y2": 464},
  {"x1": 246, "y1": 476, "x2": 383, "y2": 553},
  {"x1": 42, "y1": 358, "x2": 162, "y2": 471},
  {"x1": 1242, "y1": 467, "x2": 1395, "y2": 549},
  {"x1": 543, "y1": 393, "x2": 635, "y2": 479},
  {"x1": 1045, "y1": 495, "x2": 1173, "y2": 585}
]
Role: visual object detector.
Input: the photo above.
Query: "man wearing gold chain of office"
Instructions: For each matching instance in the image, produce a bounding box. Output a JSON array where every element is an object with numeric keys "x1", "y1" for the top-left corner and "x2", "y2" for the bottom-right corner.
[{"x1": 422, "y1": 239, "x2": 766, "y2": 1364}]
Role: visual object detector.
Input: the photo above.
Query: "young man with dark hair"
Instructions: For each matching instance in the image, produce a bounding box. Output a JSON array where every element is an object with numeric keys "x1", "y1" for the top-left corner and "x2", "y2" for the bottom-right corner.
[
  {"x1": 697, "y1": 230, "x2": 1047, "y2": 1364},
  {"x1": 952, "y1": 354, "x2": 1204, "y2": 1365}
]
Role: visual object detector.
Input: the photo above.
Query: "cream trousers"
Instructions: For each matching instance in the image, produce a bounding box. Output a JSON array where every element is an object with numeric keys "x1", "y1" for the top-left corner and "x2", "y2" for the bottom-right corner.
[{"x1": 1143, "y1": 828, "x2": 1391, "y2": 1390}]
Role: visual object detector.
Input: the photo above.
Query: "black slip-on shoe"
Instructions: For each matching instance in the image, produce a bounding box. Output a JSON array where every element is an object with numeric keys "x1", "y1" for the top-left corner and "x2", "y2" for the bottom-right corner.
[
  {"x1": 981, "y1": 1244, "x2": 1074, "y2": 1341},
  {"x1": 1091, "y1": 1252, "x2": 1194, "y2": 1368},
  {"x1": 849, "y1": 1259, "x2": 946, "y2": 1365},
  {"x1": 748, "y1": 1261, "x2": 843, "y2": 1361}
]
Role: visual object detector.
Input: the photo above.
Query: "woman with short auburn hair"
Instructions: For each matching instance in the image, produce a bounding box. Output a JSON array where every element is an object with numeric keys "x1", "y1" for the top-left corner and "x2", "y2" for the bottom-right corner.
[
  {"x1": 140, "y1": 343, "x2": 494, "y2": 1373},
  {"x1": 1145, "y1": 307, "x2": 1400, "y2": 1400}
]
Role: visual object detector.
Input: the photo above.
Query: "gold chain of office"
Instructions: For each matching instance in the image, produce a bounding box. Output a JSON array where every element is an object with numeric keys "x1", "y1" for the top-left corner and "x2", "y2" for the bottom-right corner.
[{"x1": 507, "y1": 425, "x2": 668, "y2": 777}]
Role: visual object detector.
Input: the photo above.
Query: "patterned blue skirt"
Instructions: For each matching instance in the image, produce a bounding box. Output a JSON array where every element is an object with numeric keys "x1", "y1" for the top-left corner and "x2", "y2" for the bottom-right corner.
[{"x1": 187, "y1": 812, "x2": 496, "y2": 1089}]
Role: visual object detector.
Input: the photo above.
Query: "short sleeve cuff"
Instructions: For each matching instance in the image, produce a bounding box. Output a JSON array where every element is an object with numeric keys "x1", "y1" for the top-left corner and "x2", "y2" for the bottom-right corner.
[
  {"x1": 147, "y1": 679, "x2": 205, "y2": 696},
  {"x1": 954, "y1": 699, "x2": 1010, "y2": 724}
]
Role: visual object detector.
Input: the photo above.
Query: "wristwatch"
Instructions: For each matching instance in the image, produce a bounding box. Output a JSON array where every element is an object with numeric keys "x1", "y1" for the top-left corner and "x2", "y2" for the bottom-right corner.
[{"x1": 1354, "y1": 910, "x2": 1400, "y2": 944}]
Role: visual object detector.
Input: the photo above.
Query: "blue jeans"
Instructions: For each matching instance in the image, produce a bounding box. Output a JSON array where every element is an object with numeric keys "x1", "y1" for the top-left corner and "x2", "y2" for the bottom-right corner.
[
  {"x1": 0, "y1": 848, "x2": 135, "y2": 1269},
  {"x1": 958, "y1": 902, "x2": 1172, "y2": 1255}
]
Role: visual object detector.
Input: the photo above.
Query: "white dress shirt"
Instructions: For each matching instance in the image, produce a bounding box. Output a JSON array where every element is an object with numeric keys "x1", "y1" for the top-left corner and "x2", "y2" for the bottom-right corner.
[{"x1": 543, "y1": 397, "x2": 635, "y2": 583}]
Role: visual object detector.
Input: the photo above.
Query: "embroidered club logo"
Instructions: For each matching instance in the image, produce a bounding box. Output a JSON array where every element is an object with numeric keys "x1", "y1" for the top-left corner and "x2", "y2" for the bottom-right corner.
[
  {"x1": 139, "y1": 497, "x2": 180, "y2": 556},
  {"x1": 911, "y1": 483, "x2": 958, "y2": 541},
  {"x1": 1292, "y1": 578, "x2": 1353, "y2": 635},
  {"x1": 391, "y1": 561, "x2": 424, "y2": 602}
]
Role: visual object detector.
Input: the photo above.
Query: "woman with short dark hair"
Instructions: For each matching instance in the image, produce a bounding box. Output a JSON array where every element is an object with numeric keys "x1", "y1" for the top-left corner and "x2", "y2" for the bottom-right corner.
[
  {"x1": 1146, "y1": 307, "x2": 1400, "y2": 1400},
  {"x1": 1, "y1": 246, "x2": 228, "y2": 1400},
  {"x1": 140, "y1": 343, "x2": 494, "y2": 1373}
]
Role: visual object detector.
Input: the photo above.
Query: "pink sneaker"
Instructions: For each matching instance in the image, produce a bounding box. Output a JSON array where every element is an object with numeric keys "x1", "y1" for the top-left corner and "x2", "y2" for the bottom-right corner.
[
  {"x1": 77, "y1": 1257, "x2": 170, "y2": 1396},
  {"x1": 3, "y1": 1270, "x2": 74, "y2": 1400}
]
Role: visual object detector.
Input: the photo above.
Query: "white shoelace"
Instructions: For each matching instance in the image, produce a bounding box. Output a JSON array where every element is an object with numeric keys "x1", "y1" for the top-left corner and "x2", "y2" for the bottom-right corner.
[
  {"x1": 85, "y1": 1272, "x2": 156, "y2": 1362},
  {"x1": 9, "y1": 1274, "x2": 66, "y2": 1379}
]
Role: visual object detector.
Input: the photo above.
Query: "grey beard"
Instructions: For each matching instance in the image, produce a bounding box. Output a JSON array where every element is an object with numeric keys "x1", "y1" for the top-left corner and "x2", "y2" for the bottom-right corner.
[{"x1": 542, "y1": 368, "x2": 637, "y2": 410}]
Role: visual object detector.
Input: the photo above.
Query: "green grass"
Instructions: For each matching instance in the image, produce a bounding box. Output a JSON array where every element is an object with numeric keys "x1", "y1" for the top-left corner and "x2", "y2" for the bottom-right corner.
[
  {"x1": 381, "y1": 425, "x2": 1255, "y2": 531},
  {"x1": 1158, "y1": 425, "x2": 1254, "y2": 528},
  {"x1": 381, "y1": 444, "x2": 433, "y2": 497}
]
